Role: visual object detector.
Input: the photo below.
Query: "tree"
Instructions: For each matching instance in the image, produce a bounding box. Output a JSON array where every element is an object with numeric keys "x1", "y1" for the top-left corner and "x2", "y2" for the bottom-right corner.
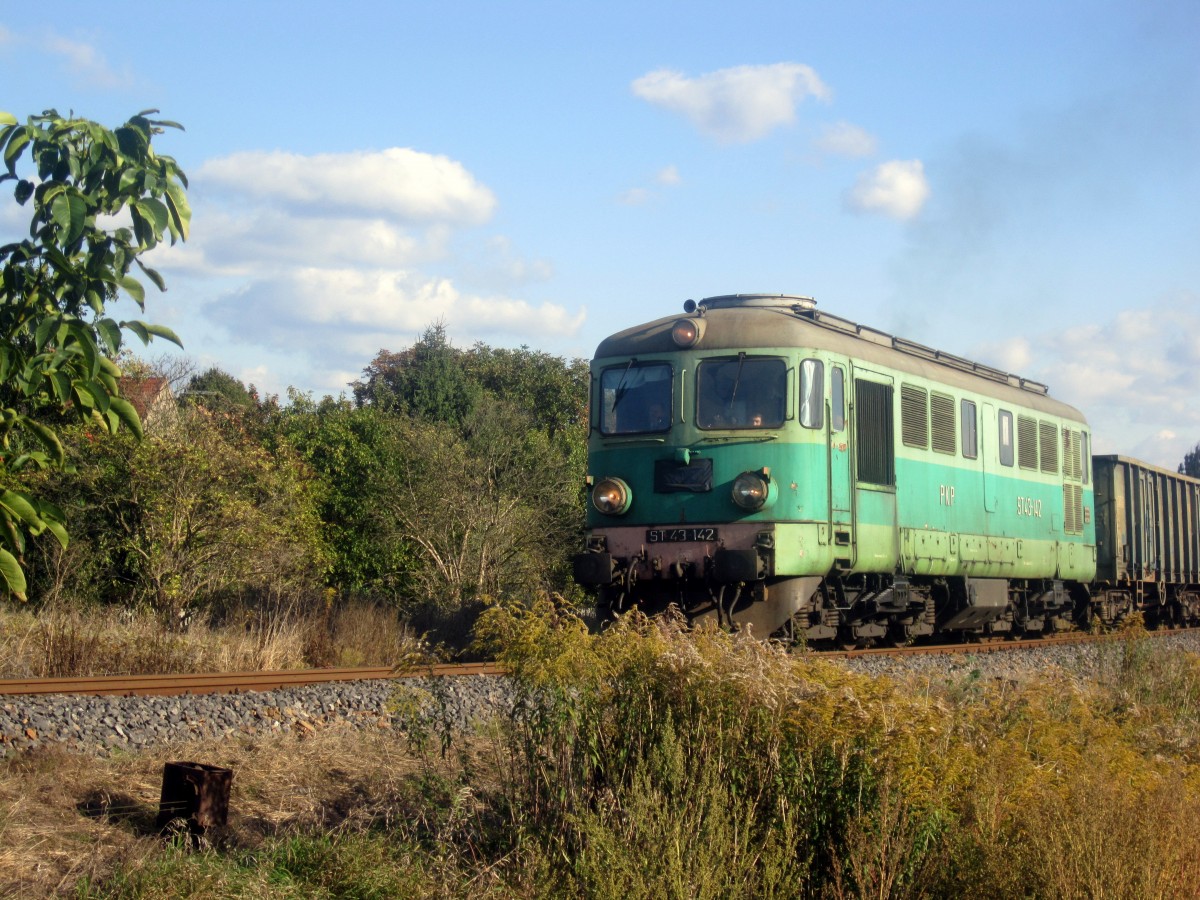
[
  {"x1": 278, "y1": 395, "x2": 419, "y2": 599},
  {"x1": 1181, "y1": 444, "x2": 1200, "y2": 479},
  {"x1": 0, "y1": 109, "x2": 189, "y2": 599},
  {"x1": 354, "y1": 323, "x2": 481, "y2": 423},
  {"x1": 181, "y1": 366, "x2": 257, "y2": 413},
  {"x1": 23, "y1": 408, "x2": 327, "y2": 613},
  {"x1": 382, "y1": 400, "x2": 584, "y2": 610}
]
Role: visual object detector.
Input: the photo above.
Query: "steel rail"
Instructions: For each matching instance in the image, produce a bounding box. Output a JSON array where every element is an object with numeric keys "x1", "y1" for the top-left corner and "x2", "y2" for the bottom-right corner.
[
  {"x1": 0, "y1": 661, "x2": 505, "y2": 698},
  {"x1": 821, "y1": 628, "x2": 1184, "y2": 659},
  {"x1": 0, "y1": 630, "x2": 1179, "y2": 697}
]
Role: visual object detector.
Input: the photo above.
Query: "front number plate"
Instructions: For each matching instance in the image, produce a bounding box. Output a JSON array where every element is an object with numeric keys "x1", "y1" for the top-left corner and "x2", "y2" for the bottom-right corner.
[{"x1": 646, "y1": 527, "x2": 718, "y2": 543}]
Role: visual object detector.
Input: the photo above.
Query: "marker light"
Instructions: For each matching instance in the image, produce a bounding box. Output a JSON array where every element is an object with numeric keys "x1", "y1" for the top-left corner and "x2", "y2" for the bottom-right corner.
[
  {"x1": 731, "y1": 471, "x2": 774, "y2": 511},
  {"x1": 671, "y1": 318, "x2": 705, "y2": 348},
  {"x1": 592, "y1": 477, "x2": 633, "y2": 515}
]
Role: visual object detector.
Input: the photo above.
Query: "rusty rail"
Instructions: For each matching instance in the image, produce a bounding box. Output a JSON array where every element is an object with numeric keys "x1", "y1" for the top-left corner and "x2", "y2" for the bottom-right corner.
[
  {"x1": 821, "y1": 628, "x2": 1182, "y2": 659},
  {"x1": 0, "y1": 661, "x2": 505, "y2": 698},
  {"x1": 0, "y1": 629, "x2": 1178, "y2": 697}
]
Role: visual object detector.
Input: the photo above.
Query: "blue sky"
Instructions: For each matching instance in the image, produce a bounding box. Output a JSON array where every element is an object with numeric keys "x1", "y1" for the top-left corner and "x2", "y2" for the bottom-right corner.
[{"x1": 2, "y1": 0, "x2": 1198, "y2": 466}]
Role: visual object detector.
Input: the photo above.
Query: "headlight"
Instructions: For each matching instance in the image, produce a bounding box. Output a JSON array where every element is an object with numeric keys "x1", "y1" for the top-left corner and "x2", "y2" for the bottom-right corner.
[
  {"x1": 592, "y1": 477, "x2": 632, "y2": 515},
  {"x1": 671, "y1": 318, "x2": 705, "y2": 348},
  {"x1": 731, "y1": 471, "x2": 773, "y2": 511}
]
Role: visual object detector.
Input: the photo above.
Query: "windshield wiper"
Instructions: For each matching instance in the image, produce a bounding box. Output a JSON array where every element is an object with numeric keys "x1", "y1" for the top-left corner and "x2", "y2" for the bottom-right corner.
[
  {"x1": 729, "y1": 352, "x2": 746, "y2": 411},
  {"x1": 611, "y1": 358, "x2": 637, "y2": 411}
]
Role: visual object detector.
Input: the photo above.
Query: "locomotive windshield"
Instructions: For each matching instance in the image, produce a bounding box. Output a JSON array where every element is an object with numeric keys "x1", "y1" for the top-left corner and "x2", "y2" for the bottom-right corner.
[
  {"x1": 599, "y1": 361, "x2": 672, "y2": 434},
  {"x1": 697, "y1": 356, "x2": 787, "y2": 429}
]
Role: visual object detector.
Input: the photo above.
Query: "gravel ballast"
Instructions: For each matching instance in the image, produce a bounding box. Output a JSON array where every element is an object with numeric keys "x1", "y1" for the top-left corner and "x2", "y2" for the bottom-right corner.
[
  {"x1": 4, "y1": 631, "x2": 1199, "y2": 758},
  {"x1": 0, "y1": 674, "x2": 517, "y2": 758}
]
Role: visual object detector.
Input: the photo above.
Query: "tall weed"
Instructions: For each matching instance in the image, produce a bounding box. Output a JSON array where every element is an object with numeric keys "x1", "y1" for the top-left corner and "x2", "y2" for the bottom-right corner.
[{"x1": 476, "y1": 601, "x2": 958, "y2": 895}]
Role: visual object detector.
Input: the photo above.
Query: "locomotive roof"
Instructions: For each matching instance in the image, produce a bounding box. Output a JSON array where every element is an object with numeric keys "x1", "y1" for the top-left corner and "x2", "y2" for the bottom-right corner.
[{"x1": 593, "y1": 294, "x2": 1088, "y2": 423}]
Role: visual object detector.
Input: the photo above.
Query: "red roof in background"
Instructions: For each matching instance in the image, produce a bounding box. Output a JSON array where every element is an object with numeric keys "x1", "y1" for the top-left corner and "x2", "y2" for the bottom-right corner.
[{"x1": 118, "y1": 377, "x2": 170, "y2": 419}]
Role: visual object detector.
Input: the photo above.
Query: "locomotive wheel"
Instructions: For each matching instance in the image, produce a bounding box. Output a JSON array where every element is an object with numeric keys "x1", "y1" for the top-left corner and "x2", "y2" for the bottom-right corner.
[{"x1": 836, "y1": 626, "x2": 865, "y2": 651}]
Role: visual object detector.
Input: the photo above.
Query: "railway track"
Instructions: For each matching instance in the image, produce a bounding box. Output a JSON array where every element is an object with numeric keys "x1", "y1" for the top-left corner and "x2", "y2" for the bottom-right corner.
[
  {"x1": 822, "y1": 629, "x2": 1168, "y2": 658},
  {"x1": 0, "y1": 661, "x2": 505, "y2": 698},
  {"x1": 0, "y1": 629, "x2": 1174, "y2": 698}
]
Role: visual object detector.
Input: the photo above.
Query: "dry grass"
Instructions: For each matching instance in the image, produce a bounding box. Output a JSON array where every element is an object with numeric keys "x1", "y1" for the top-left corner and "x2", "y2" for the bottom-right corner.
[
  {"x1": 0, "y1": 725, "x2": 485, "y2": 896},
  {"x1": 0, "y1": 600, "x2": 427, "y2": 678},
  {"x1": 7, "y1": 608, "x2": 1200, "y2": 897}
]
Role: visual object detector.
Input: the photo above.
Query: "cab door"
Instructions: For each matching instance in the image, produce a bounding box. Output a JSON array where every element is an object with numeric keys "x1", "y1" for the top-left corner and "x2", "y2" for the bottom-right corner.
[
  {"x1": 829, "y1": 364, "x2": 852, "y2": 526},
  {"x1": 850, "y1": 368, "x2": 898, "y2": 573}
]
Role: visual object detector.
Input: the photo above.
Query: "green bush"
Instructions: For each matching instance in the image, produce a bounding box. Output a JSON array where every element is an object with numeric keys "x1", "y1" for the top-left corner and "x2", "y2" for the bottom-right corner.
[{"x1": 22, "y1": 405, "x2": 327, "y2": 613}]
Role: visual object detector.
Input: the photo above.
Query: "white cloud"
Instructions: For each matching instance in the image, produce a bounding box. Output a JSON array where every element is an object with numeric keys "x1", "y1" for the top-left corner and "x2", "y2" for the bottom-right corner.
[
  {"x1": 157, "y1": 145, "x2": 583, "y2": 395},
  {"x1": 844, "y1": 160, "x2": 930, "y2": 220},
  {"x1": 203, "y1": 267, "x2": 585, "y2": 368},
  {"x1": 197, "y1": 148, "x2": 497, "y2": 225},
  {"x1": 43, "y1": 33, "x2": 133, "y2": 89},
  {"x1": 814, "y1": 121, "x2": 878, "y2": 158},
  {"x1": 152, "y1": 207, "x2": 450, "y2": 276},
  {"x1": 618, "y1": 165, "x2": 683, "y2": 207},
  {"x1": 617, "y1": 187, "x2": 651, "y2": 206},
  {"x1": 656, "y1": 165, "x2": 681, "y2": 186},
  {"x1": 977, "y1": 336, "x2": 1034, "y2": 373},
  {"x1": 632, "y1": 63, "x2": 830, "y2": 143},
  {"x1": 971, "y1": 298, "x2": 1200, "y2": 468}
]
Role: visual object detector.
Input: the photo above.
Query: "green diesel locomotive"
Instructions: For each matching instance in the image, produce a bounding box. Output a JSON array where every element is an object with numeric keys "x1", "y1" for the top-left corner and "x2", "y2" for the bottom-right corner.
[{"x1": 574, "y1": 294, "x2": 1200, "y2": 644}]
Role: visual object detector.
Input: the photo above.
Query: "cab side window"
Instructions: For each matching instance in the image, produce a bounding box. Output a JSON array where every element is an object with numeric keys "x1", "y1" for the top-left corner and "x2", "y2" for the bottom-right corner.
[
  {"x1": 800, "y1": 358, "x2": 824, "y2": 429},
  {"x1": 961, "y1": 399, "x2": 978, "y2": 459},
  {"x1": 998, "y1": 410, "x2": 1014, "y2": 467},
  {"x1": 831, "y1": 366, "x2": 845, "y2": 432}
]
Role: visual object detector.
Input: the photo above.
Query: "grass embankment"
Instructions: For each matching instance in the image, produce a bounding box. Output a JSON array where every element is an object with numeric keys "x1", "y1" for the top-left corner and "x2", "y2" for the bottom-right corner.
[
  {"x1": 4, "y1": 603, "x2": 1200, "y2": 897},
  {"x1": 0, "y1": 600, "x2": 424, "y2": 678}
]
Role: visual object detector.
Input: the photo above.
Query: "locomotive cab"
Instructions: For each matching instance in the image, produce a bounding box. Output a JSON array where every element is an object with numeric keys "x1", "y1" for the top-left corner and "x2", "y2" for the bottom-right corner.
[{"x1": 575, "y1": 294, "x2": 1100, "y2": 645}]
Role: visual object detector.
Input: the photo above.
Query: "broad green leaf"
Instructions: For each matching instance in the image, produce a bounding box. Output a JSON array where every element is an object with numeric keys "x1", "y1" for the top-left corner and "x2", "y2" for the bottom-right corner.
[
  {"x1": 0, "y1": 546, "x2": 27, "y2": 601},
  {"x1": 49, "y1": 370, "x2": 71, "y2": 404},
  {"x1": 120, "y1": 320, "x2": 182, "y2": 348},
  {"x1": 130, "y1": 204, "x2": 152, "y2": 248},
  {"x1": 164, "y1": 180, "x2": 191, "y2": 241},
  {"x1": 3, "y1": 126, "x2": 29, "y2": 175},
  {"x1": 96, "y1": 318, "x2": 122, "y2": 354},
  {"x1": 118, "y1": 274, "x2": 145, "y2": 309},
  {"x1": 65, "y1": 192, "x2": 87, "y2": 245},
  {"x1": 0, "y1": 490, "x2": 45, "y2": 529},
  {"x1": 123, "y1": 320, "x2": 150, "y2": 343},
  {"x1": 50, "y1": 191, "x2": 73, "y2": 232},
  {"x1": 71, "y1": 383, "x2": 96, "y2": 409},
  {"x1": 108, "y1": 395, "x2": 144, "y2": 439},
  {"x1": 0, "y1": 511, "x2": 23, "y2": 555},
  {"x1": 0, "y1": 112, "x2": 16, "y2": 127},
  {"x1": 42, "y1": 246, "x2": 76, "y2": 276},
  {"x1": 43, "y1": 518, "x2": 68, "y2": 550},
  {"x1": 34, "y1": 315, "x2": 60, "y2": 352},
  {"x1": 83, "y1": 378, "x2": 111, "y2": 413},
  {"x1": 135, "y1": 197, "x2": 169, "y2": 234},
  {"x1": 22, "y1": 418, "x2": 65, "y2": 466},
  {"x1": 143, "y1": 322, "x2": 182, "y2": 348},
  {"x1": 66, "y1": 322, "x2": 99, "y2": 377},
  {"x1": 135, "y1": 257, "x2": 167, "y2": 292}
]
